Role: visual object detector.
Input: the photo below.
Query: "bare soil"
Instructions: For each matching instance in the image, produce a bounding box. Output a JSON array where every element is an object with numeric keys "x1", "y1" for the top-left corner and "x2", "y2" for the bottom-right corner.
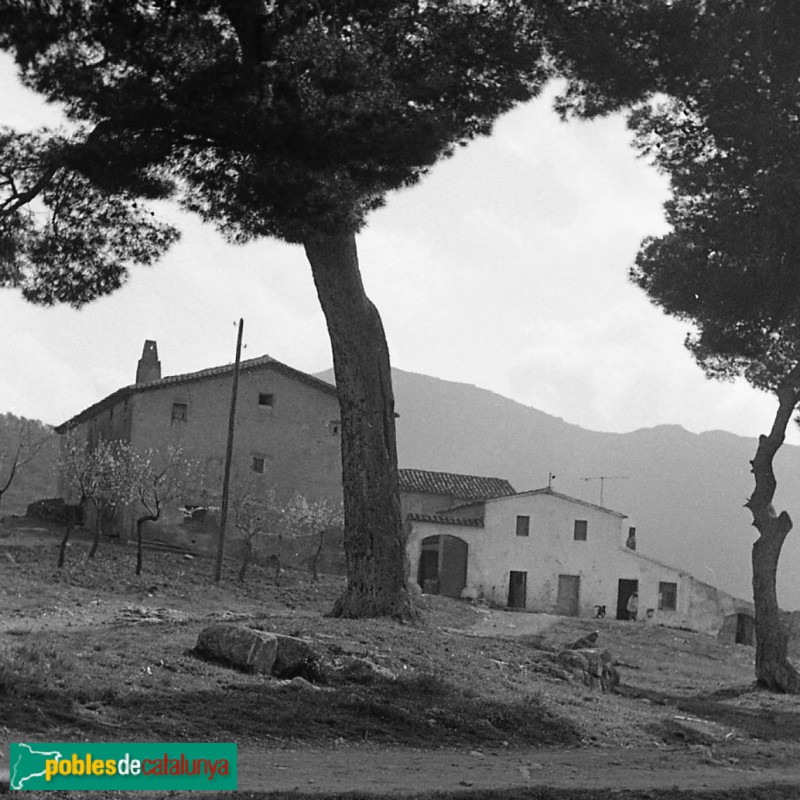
[{"x1": 2, "y1": 516, "x2": 800, "y2": 797}]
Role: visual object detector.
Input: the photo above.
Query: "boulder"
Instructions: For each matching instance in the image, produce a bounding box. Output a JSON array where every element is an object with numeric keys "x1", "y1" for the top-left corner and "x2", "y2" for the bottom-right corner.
[
  {"x1": 196, "y1": 624, "x2": 278, "y2": 674},
  {"x1": 336, "y1": 656, "x2": 398, "y2": 684},
  {"x1": 557, "y1": 649, "x2": 589, "y2": 678},
  {"x1": 557, "y1": 647, "x2": 619, "y2": 692},
  {"x1": 567, "y1": 630, "x2": 599, "y2": 650},
  {"x1": 273, "y1": 634, "x2": 318, "y2": 678}
]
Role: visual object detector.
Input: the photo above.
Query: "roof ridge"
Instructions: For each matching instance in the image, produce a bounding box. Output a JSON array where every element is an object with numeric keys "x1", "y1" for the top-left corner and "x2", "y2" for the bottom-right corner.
[
  {"x1": 55, "y1": 352, "x2": 336, "y2": 432},
  {"x1": 407, "y1": 512, "x2": 484, "y2": 528}
]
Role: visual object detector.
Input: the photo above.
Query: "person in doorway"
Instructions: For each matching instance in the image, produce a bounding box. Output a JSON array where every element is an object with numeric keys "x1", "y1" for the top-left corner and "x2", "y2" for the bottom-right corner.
[{"x1": 626, "y1": 591, "x2": 638, "y2": 621}]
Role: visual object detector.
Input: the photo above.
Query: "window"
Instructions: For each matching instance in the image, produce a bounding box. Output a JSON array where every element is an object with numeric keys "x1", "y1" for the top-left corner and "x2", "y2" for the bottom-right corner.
[
  {"x1": 515, "y1": 515, "x2": 530, "y2": 537},
  {"x1": 252, "y1": 456, "x2": 265, "y2": 474},
  {"x1": 659, "y1": 582, "x2": 677, "y2": 611},
  {"x1": 171, "y1": 402, "x2": 188, "y2": 423},
  {"x1": 573, "y1": 520, "x2": 588, "y2": 541},
  {"x1": 258, "y1": 393, "x2": 274, "y2": 408}
]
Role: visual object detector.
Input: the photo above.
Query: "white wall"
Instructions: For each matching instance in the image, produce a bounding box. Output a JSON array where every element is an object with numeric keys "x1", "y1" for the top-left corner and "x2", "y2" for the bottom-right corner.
[{"x1": 406, "y1": 490, "x2": 743, "y2": 632}]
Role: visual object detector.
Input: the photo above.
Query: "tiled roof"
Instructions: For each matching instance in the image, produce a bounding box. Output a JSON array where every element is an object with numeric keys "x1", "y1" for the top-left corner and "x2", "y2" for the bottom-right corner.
[
  {"x1": 407, "y1": 513, "x2": 484, "y2": 528},
  {"x1": 398, "y1": 468, "x2": 514, "y2": 501},
  {"x1": 55, "y1": 355, "x2": 338, "y2": 432}
]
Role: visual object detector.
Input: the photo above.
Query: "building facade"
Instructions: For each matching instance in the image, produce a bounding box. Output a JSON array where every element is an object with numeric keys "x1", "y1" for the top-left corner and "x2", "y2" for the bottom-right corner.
[
  {"x1": 406, "y1": 485, "x2": 752, "y2": 636},
  {"x1": 55, "y1": 341, "x2": 343, "y2": 542}
]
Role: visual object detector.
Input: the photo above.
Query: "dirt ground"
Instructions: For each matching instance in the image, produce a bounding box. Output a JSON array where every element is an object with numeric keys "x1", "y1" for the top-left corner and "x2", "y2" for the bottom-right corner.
[
  {"x1": 235, "y1": 742, "x2": 800, "y2": 794},
  {"x1": 3, "y1": 517, "x2": 800, "y2": 796}
]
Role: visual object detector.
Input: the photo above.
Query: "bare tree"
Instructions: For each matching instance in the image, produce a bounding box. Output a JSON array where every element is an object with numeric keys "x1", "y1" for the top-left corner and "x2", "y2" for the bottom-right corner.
[
  {"x1": 128, "y1": 446, "x2": 202, "y2": 576},
  {"x1": 0, "y1": 415, "x2": 50, "y2": 512},
  {"x1": 230, "y1": 478, "x2": 284, "y2": 582},
  {"x1": 57, "y1": 435, "x2": 129, "y2": 566},
  {"x1": 282, "y1": 494, "x2": 344, "y2": 581},
  {"x1": 87, "y1": 440, "x2": 131, "y2": 558}
]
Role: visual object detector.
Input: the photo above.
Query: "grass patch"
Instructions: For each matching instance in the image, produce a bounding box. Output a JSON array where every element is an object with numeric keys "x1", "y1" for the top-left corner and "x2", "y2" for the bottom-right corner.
[
  {"x1": 0, "y1": 642, "x2": 79, "y2": 729},
  {"x1": 105, "y1": 669, "x2": 578, "y2": 747}
]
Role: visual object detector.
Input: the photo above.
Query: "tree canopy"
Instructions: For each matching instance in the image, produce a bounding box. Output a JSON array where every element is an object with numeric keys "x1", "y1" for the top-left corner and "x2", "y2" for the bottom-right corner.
[
  {"x1": 548, "y1": 0, "x2": 800, "y2": 387},
  {"x1": 551, "y1": 0, "x2": 800, "y2": 692},
  {"x1": 0, "y1": 0, "x2": 555, "y2": 618},
  {"x1": 0, "y1": 0, "x2": 547, "y2": 280}
]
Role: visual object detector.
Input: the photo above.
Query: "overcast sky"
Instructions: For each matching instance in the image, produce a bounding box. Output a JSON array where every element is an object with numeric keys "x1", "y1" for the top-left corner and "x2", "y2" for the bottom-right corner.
[{"x1": 1, "y1": 52, "x2": 794, "y2": 444}]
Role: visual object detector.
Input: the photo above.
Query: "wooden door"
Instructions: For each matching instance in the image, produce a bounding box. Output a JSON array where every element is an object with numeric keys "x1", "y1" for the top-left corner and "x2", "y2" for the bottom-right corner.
[
  {"x1": 557, "y1": 574, "x2": 581, "y2": 617},
  {"x1": 439, "y1": 535, "x2": 468, "y2": 598},
  {"x1": 508, "y1": 571, "x2": 527, "y2": 609}
]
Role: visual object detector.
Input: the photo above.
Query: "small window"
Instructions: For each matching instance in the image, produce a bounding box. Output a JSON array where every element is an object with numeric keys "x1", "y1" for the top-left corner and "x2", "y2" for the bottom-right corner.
[
  {"x1": 252, "y1": 456, "x2": 265, "y2": 474},
  {"x1": 171, "y1": 402, "x2": 188, "y2": 423},
  {"x1": 573, "y1": 520, "x2": 588, "y2": 541},
  {"x1": 516, "y1": 515, "x2": 530, "y2": 537},
  {"x1": 659, "y1": 581, "x2": 677, "y2": 611},
  {"x1": 258, "y1": 393, "x2": 274, "y2": 408}
]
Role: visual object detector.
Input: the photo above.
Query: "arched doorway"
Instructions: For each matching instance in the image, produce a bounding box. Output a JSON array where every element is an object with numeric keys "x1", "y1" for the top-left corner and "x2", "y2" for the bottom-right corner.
[{"x1": 417, "y1": 534, "x2": 468, "y2": 598}]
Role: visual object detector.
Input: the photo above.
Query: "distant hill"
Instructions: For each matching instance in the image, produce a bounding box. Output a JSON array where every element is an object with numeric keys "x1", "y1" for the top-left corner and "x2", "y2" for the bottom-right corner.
[
  {"x1": 319, "y1": 368, "x2": 800, "y2": 610},
  {"x1": 0, "y1": 413, "x2": 58, "y2": 517}
]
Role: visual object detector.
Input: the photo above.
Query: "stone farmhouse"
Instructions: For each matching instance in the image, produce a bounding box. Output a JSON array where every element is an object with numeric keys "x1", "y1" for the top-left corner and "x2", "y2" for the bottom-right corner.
[
  {"x1": 55, "y1": 340, "x2": 342, "y2": 543},
  {"x1": 402, "y1": 468, "x2": 753, "y2": 639},
  {"x1": 53, "y1": 345, "x2": 753, "y2": 639}
]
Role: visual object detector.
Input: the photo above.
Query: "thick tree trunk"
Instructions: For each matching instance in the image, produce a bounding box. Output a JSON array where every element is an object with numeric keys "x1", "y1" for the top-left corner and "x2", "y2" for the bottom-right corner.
[
  {"x1": 304, "y1": 232, "x2": 414, "y2": 620},
  {"x1": 746, "y1": 386, "x2": 800, "y2": 692}
]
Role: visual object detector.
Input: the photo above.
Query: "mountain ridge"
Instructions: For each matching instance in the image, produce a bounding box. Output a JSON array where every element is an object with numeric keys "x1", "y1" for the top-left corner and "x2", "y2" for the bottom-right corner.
[{"x1": 318, "y1": 367, "x2": 799, "y2": 610}]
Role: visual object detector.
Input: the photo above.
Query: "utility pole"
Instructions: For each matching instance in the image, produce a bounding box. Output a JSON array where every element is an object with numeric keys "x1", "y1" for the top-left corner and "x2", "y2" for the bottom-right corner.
[
  {"x1": 215, "y1": 318, "x2": 244, "y2": 582},
  {"x1": 580, "y1": 475, "x2": 628, "y2": 507}
]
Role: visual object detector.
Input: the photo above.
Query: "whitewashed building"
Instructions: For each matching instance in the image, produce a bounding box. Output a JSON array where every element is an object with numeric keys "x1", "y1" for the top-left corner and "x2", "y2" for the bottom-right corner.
[{"x1": 405, "y1": 481, "x2": 752, "y2": 636}]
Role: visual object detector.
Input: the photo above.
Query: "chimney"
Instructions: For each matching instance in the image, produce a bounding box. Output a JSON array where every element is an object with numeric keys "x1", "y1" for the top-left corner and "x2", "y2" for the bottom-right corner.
[
  {"x1": 136, "y1": 340, "x2": 161, "y2": 384},
  {"x1": 625, "y1": 526, "x2": 637, "y2": 551}
]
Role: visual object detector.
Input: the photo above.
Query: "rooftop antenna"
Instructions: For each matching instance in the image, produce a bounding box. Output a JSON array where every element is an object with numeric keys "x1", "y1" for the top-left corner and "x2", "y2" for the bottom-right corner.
[{"x1": 580, "y1": 475, "x2": 628, "y2": 507}]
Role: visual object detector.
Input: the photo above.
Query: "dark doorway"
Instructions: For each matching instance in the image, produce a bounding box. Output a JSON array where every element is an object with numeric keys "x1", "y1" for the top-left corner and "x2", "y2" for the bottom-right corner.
[
  {"x1": 439, "y1": 535, "x2": 468, "y2": 598},
  {"x1": 617, "y1": 579, "x2": 639, "y2": 620},
  {"x1": 417, "y1": 534, "x2": 468, "y2": 598},
  {"x1": 556, "y1": 574, "x2": 581, "y2": 616},
  {"x1": 508, "y1": 571, "x2": 527, "y2": 609},
  {"x1": 736, "y1": 613, "x2": 755, "y2": 645},
  {"x1": 417, "y1": 537, "x2": 440, "y2": 594}
]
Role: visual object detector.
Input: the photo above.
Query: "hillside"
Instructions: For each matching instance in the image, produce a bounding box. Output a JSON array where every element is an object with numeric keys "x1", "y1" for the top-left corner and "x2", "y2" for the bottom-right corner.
[
  {"x1": 0, "y1": 413, "x2": 58, "y2": 516},
  {"x1": 319, "y1": 367, "x2": 800, "y2": 610},
  {"x1": 9, "y1": 366, "x2": 800, "y2": 609},
  {"x1": 3, "y1": 521, "x2": 800, "y2": 796}
]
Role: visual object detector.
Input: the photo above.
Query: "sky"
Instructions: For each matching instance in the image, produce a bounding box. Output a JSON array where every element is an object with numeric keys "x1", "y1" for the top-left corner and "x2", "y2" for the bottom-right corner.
[{"x1": 1, "y1": 51, "x2": 795, "y2": 445}]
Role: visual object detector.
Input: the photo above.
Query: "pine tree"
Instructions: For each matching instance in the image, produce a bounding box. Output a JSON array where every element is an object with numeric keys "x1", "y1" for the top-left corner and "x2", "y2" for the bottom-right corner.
[
  {"x1": 0, "y1": 0, "x2": 550, "y2": 617},
  {"x1": 551, "y1": 0, "x2": 800, "y2": 690}
]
